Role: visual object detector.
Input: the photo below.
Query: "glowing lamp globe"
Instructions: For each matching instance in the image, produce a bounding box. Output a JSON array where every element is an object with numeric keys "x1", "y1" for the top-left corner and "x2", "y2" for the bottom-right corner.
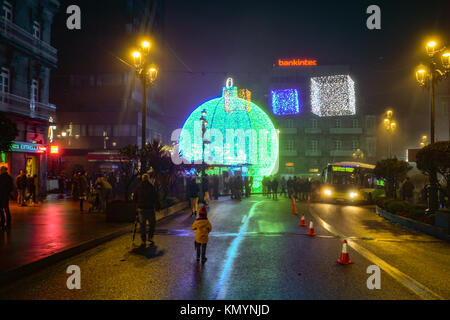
[{"x1": 179, "y1": 79, "x2": 279, "y2": 190}]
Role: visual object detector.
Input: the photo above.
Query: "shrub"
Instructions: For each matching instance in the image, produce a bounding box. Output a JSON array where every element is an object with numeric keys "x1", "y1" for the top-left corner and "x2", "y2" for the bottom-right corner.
[{"x1": 386, "y1": 200, "x2": 412, "y2": 215}]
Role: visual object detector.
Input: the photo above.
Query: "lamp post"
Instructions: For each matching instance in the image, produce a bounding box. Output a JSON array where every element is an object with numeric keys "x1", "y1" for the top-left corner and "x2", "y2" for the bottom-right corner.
[
  {"x1": 415, "y1": 40, "x2": 450, "y2": 144},
  {"x1": 132, "y1": 41, "x2": 158, "y2": 149},
  {"x1": 419, "y1": 134, "x2": 428, "y2": 148},
  {"x1": 383, "y1": 109, "x2": 397, "y2": 158},
  {"x1": 200, "y1": 109, "x2": 208, "y2": 176},
  {"x1": 415, "y1": 40, "x2": 449, "y2": 213}
]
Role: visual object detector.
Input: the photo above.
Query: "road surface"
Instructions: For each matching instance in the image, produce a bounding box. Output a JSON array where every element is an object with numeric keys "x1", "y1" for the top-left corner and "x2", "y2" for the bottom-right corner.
[{"x1": 0, "y1": 195, "x2": 449, "y2": 299}]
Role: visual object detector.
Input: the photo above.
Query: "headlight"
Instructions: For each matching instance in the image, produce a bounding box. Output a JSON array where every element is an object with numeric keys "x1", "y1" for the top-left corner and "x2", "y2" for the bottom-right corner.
[
  {"x1": 324, "y1": 189, "x2": 332, "y2": 196},
  {"x1": 349, "y1": 192, "x2": 358, "y2": 199}
]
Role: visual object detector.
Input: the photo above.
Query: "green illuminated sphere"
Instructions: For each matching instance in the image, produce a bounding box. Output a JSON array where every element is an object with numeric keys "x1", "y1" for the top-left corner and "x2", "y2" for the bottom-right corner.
[{"x1": 179, "y1": 86, "x2": 279, "y2": 190}]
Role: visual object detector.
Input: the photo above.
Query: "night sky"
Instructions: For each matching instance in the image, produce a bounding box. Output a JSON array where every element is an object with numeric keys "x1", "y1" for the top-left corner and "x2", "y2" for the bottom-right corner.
[{"x1": 52, "y1": 0, "x2": 450, "y2": 153}]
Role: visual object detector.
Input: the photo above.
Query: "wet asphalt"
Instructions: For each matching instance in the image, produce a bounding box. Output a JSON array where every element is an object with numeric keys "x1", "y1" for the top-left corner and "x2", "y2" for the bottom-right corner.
[{"x1": 0, "y1": 195, "x2": 448, "y2": 300}]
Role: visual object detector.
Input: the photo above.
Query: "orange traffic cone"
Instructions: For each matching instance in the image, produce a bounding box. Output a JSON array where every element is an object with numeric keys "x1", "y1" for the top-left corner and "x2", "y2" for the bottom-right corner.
[
  {"x1": 337, "y1": 240, "x2": 353, "y2": 265},
  {"x1": 299, "y1": 212, "x2": 307, "y2": 227},
  {"x1": 306, "y1": 219, "x2": 316, "y2": 236},
  {"x1": 291, "y1": 196, "x2": 298, "y2": 215}
]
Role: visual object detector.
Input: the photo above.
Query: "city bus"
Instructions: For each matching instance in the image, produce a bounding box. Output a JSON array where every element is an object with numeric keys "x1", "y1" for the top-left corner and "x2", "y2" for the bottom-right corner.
[{"x1": 320, "y1": 161, "x2": 385, "y2": 203}]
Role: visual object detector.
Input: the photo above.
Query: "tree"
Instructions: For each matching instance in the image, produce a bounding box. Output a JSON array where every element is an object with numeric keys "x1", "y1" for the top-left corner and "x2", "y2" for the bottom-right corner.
[
  {"x1": 118, "y1": 144, "x2": 140, "y2": 201},
  {"x1": 144, "y1": 140, "x2": 185, "y2": 201},
  {"x1": 0, "y1": 112, "x2": 18, "y2": 154},
  {"x1": 119, "y1": 140, "x2": 185, "y2": 202},
  {"x1": 416, "y1": 141, "x2": 450, "y2": 210},
  {"x1": 374, "y1": 158, "x2": 412, "y2": 199}
]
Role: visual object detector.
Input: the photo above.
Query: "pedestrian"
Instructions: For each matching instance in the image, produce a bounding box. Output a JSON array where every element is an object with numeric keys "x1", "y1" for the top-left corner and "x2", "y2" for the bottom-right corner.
[
  {"x1": 212, "y1": 175, "x2": 219, "y2": 200},
  {"x1": 72, "y1": 173, "x2": 80, "y2": 201},
  {"x1": 401, "y1": 177, "x2": 415, "y2": 203},
  {"x1": 0, "y1": 166, "x2": 13, "y2": 230},
  {"x1": 280, "y1": 177, "x2": 287, "y2": 198},
  {"x1": 244, "y1": 176, "x2": 250, "y2": 198},
  {"x1": 191, "y1": 205, "x2": 212, "y2": 264},
  {"x1": 134, "y1": 174, "x2": 160, "y2": 247},
  {"x1": 78, "y1": 171, "x2": 89, "y2": 212},
  {"x1": 188, "y1": 177, "x2": 199, "y2": 217},
  {"x1": 201, "y1": 174, "x2": 210, "y2": 206},
  {"x1": 272, "y1": 177, "x2": 278, "y2": 200},
  {"x1": 249, "y1": 176, "x2": 253, "y2": 197},
  {"x1": 305, "y1": 178, "x2": 312, "y2": 202},
  {"x1": 26, "y1": 174, "x2": 36, "y2": 205},
  {"x1": 95, "y1": 176, "x2": 112, "y2": 212},
  {"x1": 15, "y1": 170, "x2": 27, "y2": 206},
  {"x1": 287, "y1": 177, "x2": 293, "y2": 199}
]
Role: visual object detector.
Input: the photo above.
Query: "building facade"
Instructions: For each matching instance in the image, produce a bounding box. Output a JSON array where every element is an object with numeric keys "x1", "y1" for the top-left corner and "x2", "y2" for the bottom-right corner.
[
  {"x1": 50, "y1": 0, "x2": 166, "y2": 176},
  {"x1": 0, "y1": 0, "x2": 59, "y2": 194},
  {"x1": 259, "y1": 61, "x2": 377, "y2": 177}
]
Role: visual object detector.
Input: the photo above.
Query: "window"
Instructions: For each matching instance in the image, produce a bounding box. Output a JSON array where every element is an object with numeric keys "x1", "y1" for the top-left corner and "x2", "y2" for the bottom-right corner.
[
  {"x1": 366, "y1": 117, "x2": 375, "y2": 129},
  {"x1": 310, "y1": 140, "x2": 318, "y2": 152},
  {"x1": 286, "y1": 140, "x2": 295, "y2": 152},
  {"x1": 334, "y1": 140, "x2": 342, "y2": 150},
  {"x1": 0, "y1": 68, "x2": 9, "y2": 102},
  {"x1": 2, "y1": 1, "x2": 12, "y2": 21},
  {"x1": 33, "y1": 21, "x2": 41, "y2": 39},
  {"x1": 335, "y1": 119, "x2": 341, "y2": 128},
  {"x1": 30, "y1": 79, "x2": 39, "y2": 111},
  {"x1": 286, "y1": 119, "x2": 294, "y2": 128},
  {"x1": 352, "y1": 139, "x2": 359, "y2": 150},
  {"x1": 352, "y1": 119, "x2": 359, "y2": 128},
  {"x1": 311, "y1": 118, "x2": 318, "y2": 129}
]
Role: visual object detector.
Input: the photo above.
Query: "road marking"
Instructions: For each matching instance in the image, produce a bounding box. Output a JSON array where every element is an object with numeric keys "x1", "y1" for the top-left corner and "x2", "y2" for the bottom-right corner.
[
  {"x1": 308, "y1": 206, "x2": 445, "y2": 300},
  {"x1": 212, "y1": 201, "x2": 262, "y2": 300}
]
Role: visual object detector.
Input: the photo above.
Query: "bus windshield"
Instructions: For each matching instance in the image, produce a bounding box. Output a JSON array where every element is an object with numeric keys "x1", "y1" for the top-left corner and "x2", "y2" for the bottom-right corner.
[{"x1": 324, "y1": 163, "x2": 382, "y2": 189}]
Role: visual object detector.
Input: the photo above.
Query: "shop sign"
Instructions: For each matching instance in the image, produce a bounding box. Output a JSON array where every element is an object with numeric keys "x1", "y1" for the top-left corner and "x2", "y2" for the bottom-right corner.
[
  {"x1": 278, "y1": 59, "x2": 318, "y2": 67},
  {"x1": 11, "y1": 141, "x2": 47, "y2": 154}
]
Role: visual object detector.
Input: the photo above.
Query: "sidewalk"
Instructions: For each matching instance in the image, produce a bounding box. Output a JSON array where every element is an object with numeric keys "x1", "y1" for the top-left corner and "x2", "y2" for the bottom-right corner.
[{"x1": 0, "y1": 195, "x2": 131, "y2": 279}]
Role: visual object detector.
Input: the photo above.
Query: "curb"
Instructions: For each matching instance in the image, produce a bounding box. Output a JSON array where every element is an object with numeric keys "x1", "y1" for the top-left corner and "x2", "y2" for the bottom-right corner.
[
  {"x1": 375, "y1": 206, "x2": 450, "y2": 242},
  {"x1": 0, "y1": 202, "x2": 189, "y2": 288}
]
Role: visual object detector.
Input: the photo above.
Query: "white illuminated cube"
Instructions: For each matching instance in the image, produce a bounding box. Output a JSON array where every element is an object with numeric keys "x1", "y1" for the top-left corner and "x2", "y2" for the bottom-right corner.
[{"x1": 310, "y1": 75, "x2": 356, "y2": 117}]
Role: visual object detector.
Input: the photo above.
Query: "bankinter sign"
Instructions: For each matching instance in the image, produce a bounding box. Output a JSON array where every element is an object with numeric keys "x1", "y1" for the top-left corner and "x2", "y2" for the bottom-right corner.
[{"x1": 278, "y1": 59, "x2": 318, "y2": 66}]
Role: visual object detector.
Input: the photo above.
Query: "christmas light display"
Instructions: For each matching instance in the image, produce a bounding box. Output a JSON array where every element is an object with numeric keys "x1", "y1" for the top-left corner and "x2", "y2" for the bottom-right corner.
[
  {"x1": 310, "y1": 75, "x2": 356, "y2": 117},
  {"x1": 238, "y1": 89, "x2": 252, "y2": 112},
  {"x1": 271, "y1": 89, "x2": 300, "y2": 115},
  {"x1": 179, "y1": 79, "x2": 279, "y2": 190}
]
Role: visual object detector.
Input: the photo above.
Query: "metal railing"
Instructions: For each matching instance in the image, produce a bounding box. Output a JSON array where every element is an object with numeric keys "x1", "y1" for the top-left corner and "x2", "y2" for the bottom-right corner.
[
  {"x1": 0, "y1": 91, "x2": 56, "y2": 121},
  {"x1": 0, "y1": 17, "x2": 57, "y2": 65}
]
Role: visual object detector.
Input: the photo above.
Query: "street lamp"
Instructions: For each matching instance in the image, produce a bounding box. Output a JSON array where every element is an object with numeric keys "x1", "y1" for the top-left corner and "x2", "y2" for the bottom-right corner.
[
  {"x1": 131, "y1": 40, "x2": 158, "y2": 148},
  {"x1": 419, "y1": 134, "x2": 428, "y2": 148},
  {"x1": 200, "y1": 109, "x2": 208, "y2": 175},
  {"x1": 415, "y1": 39, "x2": 449, "y2": 213},
  {"x1": 415, "y1": 39, "x2": 450, "y2": 144},
  {"x1": 383, "y1": 109, "x2": 396, "y2": 158}
]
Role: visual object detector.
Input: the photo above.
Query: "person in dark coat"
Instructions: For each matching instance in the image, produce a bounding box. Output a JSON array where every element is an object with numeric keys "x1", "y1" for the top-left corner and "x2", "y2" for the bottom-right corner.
[
  {"x1": 272, "y1": 177, "x2": 279, "y2": 200},
  {"x1": 15, "y1": 170, "x2": 27, "y2": 206},
  {"x1": 78, "y1": 171, "x2": 89, "y2": 212},
  {"x1": 212, "y1": 175, "x2": 219, "y2": 200},
  {"x1": 244, "y1": 176, "x2": 250, "y2": 198},
  {"x1": 287, "y1": 177, "x2": 294, "y2": 199},
  {"x1": 0, "y1": 166, "x2": 13, "y2": 230},
  {"x1": 201, "y1": 175, "x2": 210, "y2": 205},
  {"x1": 188, "y1": 178, "x2": 200, "y2": 216},
  {"x1": 401, "y1": 177, "x2": 415, "y2": 202},
  {"x1": 280, "y1": 177, "x2": 287, "y2": 198},
  {"x1": 134, "y1": 174, "x2": 160, "y2": 246}
]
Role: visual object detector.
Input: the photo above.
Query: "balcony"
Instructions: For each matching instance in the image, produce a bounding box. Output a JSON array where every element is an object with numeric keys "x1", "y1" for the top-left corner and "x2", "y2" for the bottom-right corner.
[
  {"x1": 305, "y1": 128, "x2": 322, "y2": 134},
  {"x1": 0, "y1": 92, "x2": 56, "y2": 121},
  {"x1": 0, "y1": 17, "x2": 57, "y2": 66},
  {"x1": 279, "y1": 128, "x2": 297, "y2": 134},
  {"x1": 329, "y1": 127, "x2": 363, "y2": 134},
  {"x1": 305, "y1": 150, "x2": 322, "y2": 157},
  {"x1": 330, "y1": 150, "x2": 354, "y2": 157}
]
